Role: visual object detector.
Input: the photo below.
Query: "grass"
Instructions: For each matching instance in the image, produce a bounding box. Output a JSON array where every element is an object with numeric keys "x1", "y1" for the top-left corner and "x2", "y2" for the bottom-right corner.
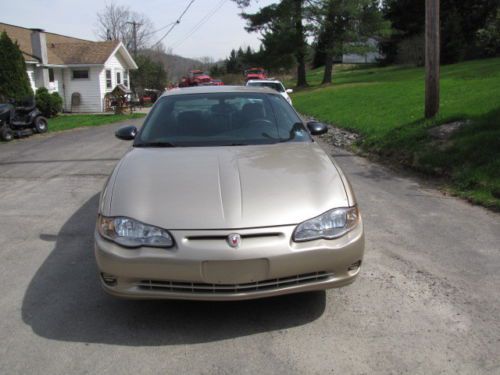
[
  {"x1": 48, "y1": 113, "x2": 146, "y2": 133},
  {"x1": 291, "y1": 58, "x2": 500, "y2": 210}
]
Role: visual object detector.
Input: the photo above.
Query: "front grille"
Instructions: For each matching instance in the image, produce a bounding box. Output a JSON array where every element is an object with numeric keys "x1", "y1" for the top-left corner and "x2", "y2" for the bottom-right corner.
[
  {"x1": 136, "y1": 271, "x2": 333, "y2": 294},
  {"x1": 185, "y1": 233, "x2": 282, "y2": 241}
]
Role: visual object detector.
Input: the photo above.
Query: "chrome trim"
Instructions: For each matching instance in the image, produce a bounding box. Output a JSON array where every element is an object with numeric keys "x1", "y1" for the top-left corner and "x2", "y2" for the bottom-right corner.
[{"x1": 136, "y1": 271, "x2": 334, "y2": 294}]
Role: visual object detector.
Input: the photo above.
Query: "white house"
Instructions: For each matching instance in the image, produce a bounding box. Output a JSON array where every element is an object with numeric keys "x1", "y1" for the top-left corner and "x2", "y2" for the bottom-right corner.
[
  {"x1": 342, "y1": 38, "x2": 382, "y2": 64},
  {"x1": 0, "y1": 22, "x2": 138, "y2": 113}
]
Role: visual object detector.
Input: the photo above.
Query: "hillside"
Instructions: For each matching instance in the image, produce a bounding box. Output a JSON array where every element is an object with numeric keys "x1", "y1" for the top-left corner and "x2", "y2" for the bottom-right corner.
[
  {"x1": 140, "y1": 49, "x2": 205, "y2": 81},
  {"x1": 292, "y1": 58, "x2": 500, "y2": 209}
]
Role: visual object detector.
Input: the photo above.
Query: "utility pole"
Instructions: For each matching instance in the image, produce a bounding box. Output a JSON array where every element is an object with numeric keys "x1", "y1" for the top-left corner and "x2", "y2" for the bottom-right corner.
[
  {"x1": 425, "y1": 0, "x2": 440, "y2": 119},
  {"x1": 126, "y1": 21, "x2": 141, "y2": 58}
]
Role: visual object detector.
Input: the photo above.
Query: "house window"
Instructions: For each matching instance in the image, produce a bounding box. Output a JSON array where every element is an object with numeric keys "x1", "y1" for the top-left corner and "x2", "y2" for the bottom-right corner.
[
  {"x1": 49, "y1": 68, "x2": 55, "y2": 83},
  {"x1": 123, "y1": 70, "x2": 129, "y2": 87},
  {"x1": 105, "y1": 69, "x2": 112, "y2": 89},
  {"x1": 72, "y1": 69, "x2": 89, "y2": 79},
  {"x1": 116, "y1": 71, "x2": 121, "y2": 85}
]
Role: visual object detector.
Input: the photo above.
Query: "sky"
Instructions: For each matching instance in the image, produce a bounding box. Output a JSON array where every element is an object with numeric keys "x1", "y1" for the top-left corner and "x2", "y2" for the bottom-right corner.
[{"x1": 0, "y1": 0, "x2": 277, "y2": 60}]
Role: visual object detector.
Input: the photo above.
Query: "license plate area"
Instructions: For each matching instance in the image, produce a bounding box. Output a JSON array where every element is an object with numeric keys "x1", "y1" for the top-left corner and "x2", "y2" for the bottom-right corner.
[{"x1": 202, "y1": 259, "x2": 269, "y2": 284}]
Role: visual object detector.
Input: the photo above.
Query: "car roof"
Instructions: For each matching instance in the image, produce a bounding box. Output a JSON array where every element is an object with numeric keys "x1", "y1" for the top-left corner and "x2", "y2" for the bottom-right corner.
[
  {"x1": 247, "y1": 79, "x2": 283, "y2": 84},
  {"x1": 162, "y1": 85, "x2": 277, "y2": 97}
]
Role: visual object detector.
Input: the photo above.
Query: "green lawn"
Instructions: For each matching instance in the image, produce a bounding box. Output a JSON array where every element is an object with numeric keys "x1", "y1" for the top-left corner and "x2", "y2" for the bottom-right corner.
[
  {"x1": 48, "y1": 113, "x2": 146, "y2": 133},
  {"x1": 292, "y1": 58, "x2": 500, "y2": 209}
]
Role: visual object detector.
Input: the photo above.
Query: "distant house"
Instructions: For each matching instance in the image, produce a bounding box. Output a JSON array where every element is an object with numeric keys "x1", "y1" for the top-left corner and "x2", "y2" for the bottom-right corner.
[
  {"x1": 0, "y1": 22, "x2": 138, "y2": 113},
  {"x1": 343, "y1": 38, "x2": 382, "y2": 64}
]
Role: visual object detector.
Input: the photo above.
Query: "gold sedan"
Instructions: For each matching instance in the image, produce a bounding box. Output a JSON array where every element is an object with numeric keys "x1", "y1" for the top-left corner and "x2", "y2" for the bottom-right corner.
[{"x1": 95, "y1": 86, "x2": 364, "y2": 300}]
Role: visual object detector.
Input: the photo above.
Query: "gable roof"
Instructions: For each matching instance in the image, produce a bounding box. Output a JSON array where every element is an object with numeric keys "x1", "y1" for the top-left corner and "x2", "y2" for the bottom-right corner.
[
  {"x1": 47, "y1": 41, "x2": 119, "y2": 65},
  {"x1": 0, "y1": 22, "x2": 131, "y2": 66}
]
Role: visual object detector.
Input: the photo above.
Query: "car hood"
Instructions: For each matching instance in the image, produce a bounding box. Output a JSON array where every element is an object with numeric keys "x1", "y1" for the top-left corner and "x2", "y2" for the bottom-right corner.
[{"x1": 106, "y1": 143, "x2": 349, "y2": 230}]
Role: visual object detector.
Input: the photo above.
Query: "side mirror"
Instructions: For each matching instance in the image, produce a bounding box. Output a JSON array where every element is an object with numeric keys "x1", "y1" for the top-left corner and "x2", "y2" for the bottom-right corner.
[
  {"x1": 286, "y1": 89, "x2": 294, "y2": 94},
  {"x1": 307, "y1": 121, "x2": 328, "y2": 136},
  {"x1": 115, "y1": 125, "x2": 137, "y2": 140}
]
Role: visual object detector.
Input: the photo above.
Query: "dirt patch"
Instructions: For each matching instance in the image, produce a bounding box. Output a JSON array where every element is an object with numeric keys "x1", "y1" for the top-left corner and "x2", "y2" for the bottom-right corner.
[{"x1": 427, "y1": 120, "x2": 471, "y2": 141}]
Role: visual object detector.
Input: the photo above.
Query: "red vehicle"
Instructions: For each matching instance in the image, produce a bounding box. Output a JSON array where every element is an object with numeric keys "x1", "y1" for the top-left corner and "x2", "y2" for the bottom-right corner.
[
  {"x1": 245, "y1": 67, "x2": 267, "y2": 81},
  {"x1": 179, "y1": 70, "x2": 214, "y2": 87}
]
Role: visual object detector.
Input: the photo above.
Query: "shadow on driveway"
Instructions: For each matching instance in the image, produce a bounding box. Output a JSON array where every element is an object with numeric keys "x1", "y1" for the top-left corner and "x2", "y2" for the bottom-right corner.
[{"x1": 22, "y1": 194, "x2": 326, "y2": 346}]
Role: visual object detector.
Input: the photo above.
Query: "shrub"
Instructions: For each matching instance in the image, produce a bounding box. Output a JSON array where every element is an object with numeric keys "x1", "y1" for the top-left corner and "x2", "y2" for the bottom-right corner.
[
  {"x1": 476, "y1": 10, "x2": 500, "y2": 57},
  {"x1": 35, "y1": 88, "x2": 63, "y2": 117},
  {"x1": 50, "y1": 92, "x2": 63, "y2": 116}
]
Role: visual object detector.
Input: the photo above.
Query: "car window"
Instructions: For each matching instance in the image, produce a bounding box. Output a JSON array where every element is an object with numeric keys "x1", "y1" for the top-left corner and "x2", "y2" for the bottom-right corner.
[{"x1": 137, "y1": 92, "x2": 309, "y2": 147}]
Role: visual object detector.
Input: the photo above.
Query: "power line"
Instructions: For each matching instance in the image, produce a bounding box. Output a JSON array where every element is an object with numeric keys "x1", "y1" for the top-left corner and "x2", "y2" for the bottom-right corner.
[
  {"x1": 150, "y1": 0, "x2": 196, "y2": 49},
  {"x1": 143, "y1": 21, "x2": 178, "y2": 38},
  {"x1": 171, "y1": 0, "x2": 228, "y2": 49}
]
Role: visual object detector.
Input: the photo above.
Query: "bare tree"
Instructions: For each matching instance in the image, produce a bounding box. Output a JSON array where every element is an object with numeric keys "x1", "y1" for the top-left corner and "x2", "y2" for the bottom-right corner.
[
  {"x1": 96, "y1": 3, "x2": 154, "y2": 51},
  {"x1": 197, "y1": 56, "x2": 215, "y2": 71}
]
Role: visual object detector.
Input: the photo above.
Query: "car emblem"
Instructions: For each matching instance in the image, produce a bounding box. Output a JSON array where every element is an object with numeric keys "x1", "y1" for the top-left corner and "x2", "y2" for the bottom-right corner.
[{"x1": 227, "y1": 233, "x2": 241, "y2": 248}]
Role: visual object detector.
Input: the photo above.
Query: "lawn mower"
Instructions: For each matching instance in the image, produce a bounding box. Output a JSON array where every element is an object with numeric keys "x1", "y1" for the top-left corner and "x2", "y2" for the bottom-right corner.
[{"x1": 0, "y1": 97, "x2": 48, "y2": 142}]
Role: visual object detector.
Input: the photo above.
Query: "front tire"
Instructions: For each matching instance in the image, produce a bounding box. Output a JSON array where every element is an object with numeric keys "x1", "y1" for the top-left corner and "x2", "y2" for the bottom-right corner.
[
  {"x1": 34, "y1": 116, "x2": 48, "y2": 133},
  {"x1": 0, "y1": 126, "x2": 14, "y2": 142}
]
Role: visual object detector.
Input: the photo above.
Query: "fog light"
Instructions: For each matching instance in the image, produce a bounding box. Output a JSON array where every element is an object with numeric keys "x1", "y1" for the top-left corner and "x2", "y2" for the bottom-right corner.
[
  {"x1": 348, "y1": 260, "x2": 362, "y2": 272},
  {"x1": 101, "y1": 273, "x2": 117, "y2": 286}
]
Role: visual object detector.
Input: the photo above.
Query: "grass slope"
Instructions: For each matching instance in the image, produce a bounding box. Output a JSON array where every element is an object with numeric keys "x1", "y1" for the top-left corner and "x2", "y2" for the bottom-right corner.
[
  {"x1": 292, "y1": 58, "x2": 500, "y2": 209},
  {"x1": 48, "y1": 113, "x2": 146, "y2": 133}
]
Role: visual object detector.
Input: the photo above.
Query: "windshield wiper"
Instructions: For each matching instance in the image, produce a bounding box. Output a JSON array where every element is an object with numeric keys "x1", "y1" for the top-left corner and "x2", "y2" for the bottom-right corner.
[{"x1": 135, "y1": 142, "x2": 177, "y2": 148}]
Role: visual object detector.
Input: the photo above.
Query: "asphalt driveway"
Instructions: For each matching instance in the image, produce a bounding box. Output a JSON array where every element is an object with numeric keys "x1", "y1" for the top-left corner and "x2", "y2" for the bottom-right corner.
[{"x1": 0, "y1": 122, "x2": 499, "y2": 374}]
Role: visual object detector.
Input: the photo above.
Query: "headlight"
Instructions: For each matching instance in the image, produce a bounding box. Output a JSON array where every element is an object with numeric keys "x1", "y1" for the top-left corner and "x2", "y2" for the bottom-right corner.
[
  {"x1": 293, "y1": 207, "x2": 360, "y2": 242},
  {"x1": 98, "y1": 215, "x2": 174, "y2": 248}
]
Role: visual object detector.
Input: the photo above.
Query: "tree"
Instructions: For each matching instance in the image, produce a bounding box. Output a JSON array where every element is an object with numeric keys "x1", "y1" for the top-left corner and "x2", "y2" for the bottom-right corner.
[
  {"x1": 225, "y1": 49, "x2": 240, "y2": 73},
  {"x1": 234, "y1": 0, "x2": 310, "y2": 87},
  {"x1": 96, "y1": 3, "x2": 154, "y2": 51},
  {"x1": 0, "y1": 32, "x2": 33, "y2": 101},
  {"x1": 381, "y1": 0, "x2": 499, "y2": 64},
  {"x1": 130, "y1": 55, "x2": 168, "y2": 93},
  {"x1": 476, "y1": 9, "x2": 500, "y2": 57},
  {"x1": 311, "y1": 0, "x2": 389, "y2": 84}
]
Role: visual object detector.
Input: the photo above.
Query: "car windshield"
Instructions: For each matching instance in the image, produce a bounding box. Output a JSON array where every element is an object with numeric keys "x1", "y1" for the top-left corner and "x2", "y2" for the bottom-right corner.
[
  {"x1": 136, "y1": 92, "x2": 310, "y2": 147},
  {"x1": 247, "y1": 82, "x2": 284, "y2": 93}
]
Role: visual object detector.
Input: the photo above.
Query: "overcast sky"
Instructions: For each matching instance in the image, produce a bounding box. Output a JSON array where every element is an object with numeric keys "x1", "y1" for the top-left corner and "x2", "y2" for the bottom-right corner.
[{"x1": 1, "y1": 0, "x2": 277, "y2": 60}]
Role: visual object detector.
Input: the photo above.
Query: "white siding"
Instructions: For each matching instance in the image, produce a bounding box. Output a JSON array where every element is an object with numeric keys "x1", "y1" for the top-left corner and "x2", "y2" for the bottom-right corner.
[
  {"x1": 343, "y1": 38, "x2": 382, "y2": 64},
  {"x1": 343, "y1": 51, "x2": 381, "y2": 64},
  {"x1": 98, "y1": 50, "x2": 131, "y2": 112},
  {"x1": 102, "y1": 52, "x2": 130, "y2": 94},
  {"x1": 26, "y1": 65, "x2": 36, "y2": 92},
  {"x1": 63, "y1": 66, "x2": 103, "y2": 113},
  {"x1": 47, "y1": 68, "x2": 63, "y2": 95}
]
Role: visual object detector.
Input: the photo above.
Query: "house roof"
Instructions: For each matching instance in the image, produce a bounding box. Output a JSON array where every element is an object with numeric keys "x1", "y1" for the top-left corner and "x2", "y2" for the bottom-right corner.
[
  {"x1": 47, "y1": 41, "x2": 119, "y2": 65},
  {"x1": 0, "y1": 22, "x2": 130, "y2": 66}
]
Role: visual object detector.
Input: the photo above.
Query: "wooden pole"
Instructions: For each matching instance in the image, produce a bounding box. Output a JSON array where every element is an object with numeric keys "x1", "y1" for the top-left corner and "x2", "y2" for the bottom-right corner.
[
  {"x1": 425, "y1": 0, "x2": 440, "y2": 118},
  {"x1": 126, "y1": 21, "x2": 141, "y2": 58}
]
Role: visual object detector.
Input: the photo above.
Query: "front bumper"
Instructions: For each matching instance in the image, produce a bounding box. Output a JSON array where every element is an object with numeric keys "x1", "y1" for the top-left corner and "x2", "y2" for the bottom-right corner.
[{"x1": 94, "y1": 221, "x2": 364, "y2": 301}]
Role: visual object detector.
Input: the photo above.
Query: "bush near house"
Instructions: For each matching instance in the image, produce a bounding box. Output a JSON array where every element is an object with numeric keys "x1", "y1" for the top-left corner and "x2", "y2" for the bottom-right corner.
[
  {"x1": 0, "y1": 31, "x2": 32, "y2": 101},
  {"x1": 35, "y1": 88, "x2": 63, "y2": 118},
  {"x1": 292, "y1": 58, "x2": 500, "y2": 209}
]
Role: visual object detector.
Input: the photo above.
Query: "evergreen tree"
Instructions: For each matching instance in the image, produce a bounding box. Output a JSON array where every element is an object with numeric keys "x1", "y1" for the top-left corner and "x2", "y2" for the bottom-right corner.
[
  {"x1": 0, "y1": 32, "x2": 33, "y2": 101},
  {"x1": 381, "y1": 0, "x2": 499, "y2": 64},
  {"x1": 225, "y1": 49, "x2": 239, "y2": 73},
  {"x1": 130, "y1": 54, "x2": 167, "y2": 93},
  {"x1": 236, "y1": 0, "x2": 310, "y2": 87},
  {"x1": 312, "y1": 0, "x2": 389, "y2": 84}
]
